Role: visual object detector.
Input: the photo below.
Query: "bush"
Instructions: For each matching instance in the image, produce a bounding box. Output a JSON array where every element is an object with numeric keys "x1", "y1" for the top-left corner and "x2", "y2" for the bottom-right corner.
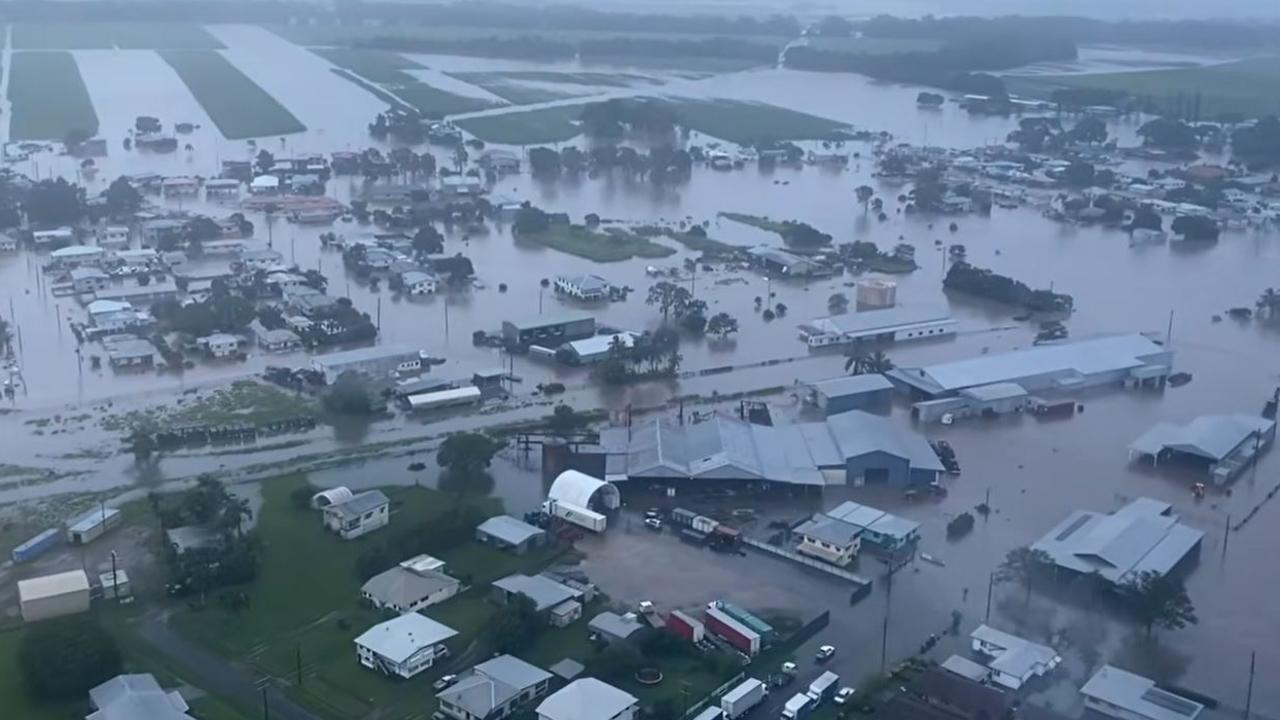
[
  {"x1": 20, "y1": 616, "x2": 122, "y2": 700},
  {"x1": 290, "y1": 485, "x2": 315, "y2": 510}
]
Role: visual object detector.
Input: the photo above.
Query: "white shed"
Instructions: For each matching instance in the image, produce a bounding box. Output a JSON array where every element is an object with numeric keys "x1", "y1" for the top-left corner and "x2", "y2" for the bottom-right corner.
[{"x1": 19, "y1": 569, "x2": 91, "y2": 621}]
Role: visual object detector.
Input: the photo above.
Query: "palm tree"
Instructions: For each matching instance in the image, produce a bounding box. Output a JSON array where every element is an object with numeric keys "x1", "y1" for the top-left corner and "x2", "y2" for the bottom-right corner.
[
  {"x1": 845, "y1": 349, "x2": 894, "y2": 375},
  {"x1": 1257, "y1": 287, "x2": 1280, "y2": 319}
]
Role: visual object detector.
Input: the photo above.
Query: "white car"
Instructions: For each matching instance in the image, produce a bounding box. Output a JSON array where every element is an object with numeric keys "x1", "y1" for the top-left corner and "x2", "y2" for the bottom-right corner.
[
  {"x1": 834, "y1": 688, "x2": 856, "y2": 705},
  {"x1": 644, "y1": 517, "x2": 662, "y2": 531},
  {"x1": 815, "y1": 645, "x2": 836, "y2": 662}
]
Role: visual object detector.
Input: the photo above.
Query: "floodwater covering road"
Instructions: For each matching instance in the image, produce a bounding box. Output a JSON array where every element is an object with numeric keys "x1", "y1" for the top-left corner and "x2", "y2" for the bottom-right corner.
[{"x1": 0, "y1": 24, "x2": 1278, "y2": 716}]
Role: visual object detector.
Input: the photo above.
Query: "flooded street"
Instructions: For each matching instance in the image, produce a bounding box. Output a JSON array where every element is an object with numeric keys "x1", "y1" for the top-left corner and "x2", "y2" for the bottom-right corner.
[{"x1": 0, "y1": 24, "x2": 1278, "y2": 715}]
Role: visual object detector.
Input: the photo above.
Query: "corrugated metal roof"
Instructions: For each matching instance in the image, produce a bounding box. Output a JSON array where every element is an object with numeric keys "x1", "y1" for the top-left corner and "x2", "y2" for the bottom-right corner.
[
  {"x1": 477, "y1": 515, "x2": 545, "y2": 545},
  {"x1": 361, "y1": 567, "x2": 458, "y2": 608},
  {"x1": 826, "y1": 410, "x2": 945, "y2": 472},
  {"x1": 808, "y1": 374, "x2": 894, "y2": 399},
  {"x1": 794, "y1": 514, "x2": 862, "y2": 547},
  {"x1": 327, "y1": 490, "x2": 389, "y2": 520},
  {"x1": 493, "y1": 574, "x2": 580, "y2": 612},
  {"x1": 1081, "y1": 666, "x2": 1203, "y2": 720},
  {"x1": 354, "y1": 613, "x2": 457, "y2": 663},
  {"x1": 1130, "y1": 414, "x2": 1274, "y2": 461},
  {"x1": 1031, "y1": 499, "x2": 1203, "y2": 583},
  {"x1": 807, "y1": 305, "x2": 954, "y2": 338},
  {"x1": 891, "y1": 333, "x2": 1166, "y2": 393},
  {"x1": 960, "y1": 382, "x2": 1028, "y2": 402},
  {"x1": 538, "y1": 679, "x2": 637, "y2": 720},
  {"x1": 507, "y1": 310, "x2": 594, "y2": 332}
]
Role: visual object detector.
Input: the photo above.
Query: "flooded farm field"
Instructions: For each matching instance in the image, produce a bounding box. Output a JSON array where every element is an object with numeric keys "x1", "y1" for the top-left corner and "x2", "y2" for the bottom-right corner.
[{"x1": 0, "y1": 21, "x2": 1278, "y2": 717}]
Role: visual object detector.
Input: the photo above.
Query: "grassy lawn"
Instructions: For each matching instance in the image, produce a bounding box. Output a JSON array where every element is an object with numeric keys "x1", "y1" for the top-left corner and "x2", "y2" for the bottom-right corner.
[
  {"x1": 1005, "y1": 56, "x2": 1280, "y2": 119},
  {"x1": 168, "y1": 475, "x2": 510, "y2": 719},
  {"x1": 455, "y1": 104, "x2": 586, "y2": 144},
  {"x1": 8, "y1": 51, "x2": 99, "y2": 141},
  {"x1": 100, "y1": 380, "x2": 317, "y2": 432},
  {"x1": 0, "y1": 628, "x2": 83, "y2": 720},
  {"x1": 270, "y1": 23, "x2": 790, "y2": 48},
  {"x1": 159, "y1": 50, "x2": 305, "y2": 139},
  {"x1": 720, "y1": 212, "x2": 790, "y2": 234},
  {"x1": 801, "y1": 36, "x2": 944, "y2": 56},
  {"x1": 667, "y1": 98, "x2": 849, "y2": 144},
  {"x1": 13, "y1": 21, "x2": 224, "y2": 50},
  {"x1": 518, "y1": 224, "x2": 677, "y2": 262},
  {"x1": 315, "y1": 48, "x2": 500, "y2": 116}
]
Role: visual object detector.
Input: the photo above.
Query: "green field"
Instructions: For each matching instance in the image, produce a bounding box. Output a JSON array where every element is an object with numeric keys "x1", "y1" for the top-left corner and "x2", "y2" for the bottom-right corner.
[
  {"x1": 8, "y1": 51, "x2": 99, "y2": 141},
  {"x1": 0, "y1": 628, "x2": 82, "y2": 720},
  {"x1": 159, "y1": 50, "x2": 305, "y2": 139},
  {"x1": 457, "y1": 97, "x2": 847, "y2": 145},
  {"x1": 271, "y1": 23, "x2": 791, "y2": 49},
  {"x1": 801, "y1": 36, "x2": 945, "y2": 55},
  {"x1": 518, "y1": 224, "x2": 677, "y2": 262},
  {"x1": 315, "y1": 48, "x2": 500, "y2": 116},
  {"x1": 1006, "y1": 57, "x2": 1280, "y2": 118},
  {"x1": 449, "y1": 70, "x2": 666, "y2": 105},
  {"x1": 456, "y1": 104, "x2": 586, "y2": 144},
  {"x1": 13, "y1": 21, "x2": 224, "y2": 50}
]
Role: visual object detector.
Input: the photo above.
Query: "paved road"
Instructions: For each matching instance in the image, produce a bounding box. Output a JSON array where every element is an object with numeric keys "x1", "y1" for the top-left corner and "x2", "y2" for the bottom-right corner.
[{"x1": 136, "y1": 609, "x2": 323, "y2": 720}]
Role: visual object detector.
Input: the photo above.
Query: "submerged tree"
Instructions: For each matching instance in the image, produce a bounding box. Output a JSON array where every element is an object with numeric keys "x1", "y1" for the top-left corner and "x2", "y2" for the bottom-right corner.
[
  {"x1": 845, "y1": 349, "x2": 894, "y2": 375},
  {"x1": 1121, "y1": 570, "x2": 1198, "y2": 637},
  {"x1": 437, "y1": 432, "x2": 503, "y2": 492},
  {"x1": 995, "y1": 546, "x2": 1054, "y2": 607}
]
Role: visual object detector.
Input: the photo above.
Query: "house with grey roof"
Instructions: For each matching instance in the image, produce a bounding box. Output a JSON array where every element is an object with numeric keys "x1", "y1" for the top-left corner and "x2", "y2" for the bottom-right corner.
[
  {"x1": 361, "y1": 566, "x2": 459, "y2": 614},
  {"x1": 793, "y1": 513, "x2": 863, "y2": 566},
  {"x1": 492, "y1": 573, "x2": 583, "y2": 626},
  {"x1": 1030, "y1": 498, "x2": 1203, "y2": 586},
  {"x1": 87, "y1": 673, "x2": 194, "y2": 720},
  {"x1": 795, "y1": 500, "x2": 920, "y2": 561},
  {"x1": 476, "y1": 515, "x2": 546, "y2": 554},
  {"x1": 102, "y1": 334, "x2": 159, "y2": 369},
  {"x1": 355, "y1": 612, "x2": 457, "y2": 679},
  {"x1": 799, "y1": 305, "x2": 956, "y2": 347},
  {"x1": 438, "y1": 655, "x2": 553, "y2": 720},
  {"x1": 323, "y1": 490, "x2": 389, "y2": 540},
  {"x1": 1080, "y1": 665, "x2": 1203, "y2": 720},
  {"x1": 537, "y1": 678, "x2": 637, "y2": 720},
  {"x1": 1129, "y1": 413, "x2": 1276, "y2": 485},
  {"x1": 588, "y1": 611, "x2": 645, "y2": 644}
]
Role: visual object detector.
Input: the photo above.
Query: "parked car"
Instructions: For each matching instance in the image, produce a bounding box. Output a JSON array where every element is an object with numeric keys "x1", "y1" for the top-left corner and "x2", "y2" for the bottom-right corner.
[
  {"x1": 433, "y1": 675, "x2": 458, "y2": 691},
  {"x1": 815, "y1": 645, "x2": 836, "y2": 662},
  {"x1": 644, "y1": 517, "x2": 663, "y2": 531},
  {"x1": 834, "y1": 688, "x2": 856, "y2": 705},
  {"x1": 645, "y1": 508, "x2": 661, "y2": 520}
]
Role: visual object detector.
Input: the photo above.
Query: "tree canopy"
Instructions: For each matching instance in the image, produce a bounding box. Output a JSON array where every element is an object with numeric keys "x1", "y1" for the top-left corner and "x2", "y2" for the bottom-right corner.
[
  {"x1": 19, "y1": 615, "x2": 122, "y2": 701},
  {"x1": 1121, "y1": 570, "x2": 1198, "y2": 636},
  {"x1": 437, "y1": 432, "x2": 503, "y2": 492}
]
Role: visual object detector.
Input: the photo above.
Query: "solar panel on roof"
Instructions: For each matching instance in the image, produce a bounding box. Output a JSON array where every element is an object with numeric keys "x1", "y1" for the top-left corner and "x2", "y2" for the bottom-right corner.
[{"x1": 1142, "y1": 689, "x2": 1201, "y2": 717}]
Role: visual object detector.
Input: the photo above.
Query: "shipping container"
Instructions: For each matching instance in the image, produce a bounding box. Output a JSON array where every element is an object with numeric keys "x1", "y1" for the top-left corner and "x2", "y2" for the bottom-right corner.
[
  {"x1": 11, "y1": 528, "x2": 62, "y2": 564},
  {"x1": 705, "y1": 604, "x2": 761, "y2": 656},
  {"x1": 66, "y1": 507, "x2": 122, "y2": 545},
  {"x1": 692, "y1": 515, "x2": 718, "y2": 534},
  {"x1": 722, "y1": 679, "x2": 767, "y2": 719},
  {"x1": 406, "y1": 386, "x2": 482, "y2": 411},
  {"x1": 715, "y1": 601, "x2": 775, "y2": 643},
  {"x1": 680, "y1": 528, "x2": 709, "y2": 545},
  {"x1": 667, "y1": 609, "x2": 706, "y2": 643},
  {"x1": 807, "y1": 672, "x2": 839, "y2": 704},
  {"x1": 671, "y1": 508, "x2": 698, "y2": 528},
  {"x1": 781, "y1": 693, "x2": 813, "y2": 720}
]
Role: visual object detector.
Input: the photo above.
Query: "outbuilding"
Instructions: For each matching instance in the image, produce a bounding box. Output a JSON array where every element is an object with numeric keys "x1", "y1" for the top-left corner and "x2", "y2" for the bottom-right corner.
[
  {"x1": 476, "y1": 514, "x2": 547, "y2": 554},
  {"x1": 67, "y1": 506, "x2": 122, "y2": 544},
  {"x1": 18, "y1": 569, "x2": 91, "y2": 621},
  {"x1": 323, "y1": 490, "x2": 390, "y2": 540},
  {"x1": 588, "y1": 611, "x2": 645, "y2": 644},
  {"x1": 502, "y1": 310, "x2": 596, "y2": 348},
  {"x1": 804, "y1": 374, "x2": 893, "y2": 414}
]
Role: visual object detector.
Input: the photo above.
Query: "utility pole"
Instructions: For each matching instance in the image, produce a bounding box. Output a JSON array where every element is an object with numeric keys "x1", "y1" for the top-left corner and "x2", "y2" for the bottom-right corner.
[
  {"x1": 261, "y1": 686, "x2": 270, "y2": 720},
  {"x1": 1245, "y1": 651, "x2": 1256, "y2": 719},
  {"x1": 110, "y1": 550, "x2": 119, "y2": 600},
  {"x1": 296, "y1": 643, "x2": 303, "y2": 686},
  {"x1": 1222, "y1": 515, "x2": 1231, "y2": 559},
  {"x1": 376, "y1": 296, "x2": 382, "y2": 331},
  {"x1": 880, "y1": 613, "x2": 889, "y2": 673},
  {"x1": 985, "y1": 570, "x2": 995, "y2": 622}
]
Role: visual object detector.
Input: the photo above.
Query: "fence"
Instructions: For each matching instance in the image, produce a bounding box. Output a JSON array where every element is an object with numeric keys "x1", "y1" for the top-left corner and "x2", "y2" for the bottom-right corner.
[{"x1": 742, "y1": 537, "x2": 873, "y2": 587}]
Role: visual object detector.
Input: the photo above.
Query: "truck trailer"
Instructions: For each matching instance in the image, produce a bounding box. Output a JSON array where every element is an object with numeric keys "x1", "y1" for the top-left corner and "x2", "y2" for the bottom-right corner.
[
  {"x1": 721, "y1": 678, "x2": 767, "y2": 719},
  {"x1": 781, "y1": 693, "x2": 813, "y2": 720},
  {"x1": 667, "y1": 609, "x2": 706, "y2": 643},
  {"x1": 705, "y1": 604, "x2": 761, "y2": 656},
  {"x1": 806, "y1": 672, "x2": 839, "y2": 705}
]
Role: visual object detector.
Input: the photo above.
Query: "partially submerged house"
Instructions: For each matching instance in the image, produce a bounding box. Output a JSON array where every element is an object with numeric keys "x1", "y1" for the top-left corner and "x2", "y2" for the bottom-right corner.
[
  {"x1": 966, "y1": 624, "x2": 1060, "y2": 690},
  {"x1": 795, "y1": 500, "x2": 921, "y2": 561},
  {"x1": 1129, "y1": 414, "x2": 1276, "y2": 485},
  {"x1": 800, "y1": 305, "x2": 956, "y2": 348},
  {"x1": 1080, "y1": 665, "x2": 1203, "y2": 720}
]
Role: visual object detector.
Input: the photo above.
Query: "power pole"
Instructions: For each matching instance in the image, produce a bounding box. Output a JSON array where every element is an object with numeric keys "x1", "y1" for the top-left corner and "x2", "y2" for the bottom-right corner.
[
  {"x1": 1245, "y1": 651, "x2": 1256, "y2": 719},
  {"x1": 296, "y1": 643, "x2": 303, "y2": 686},
  {"x1": 985, "y1": 570, "x2": 995, "y2": 622}
]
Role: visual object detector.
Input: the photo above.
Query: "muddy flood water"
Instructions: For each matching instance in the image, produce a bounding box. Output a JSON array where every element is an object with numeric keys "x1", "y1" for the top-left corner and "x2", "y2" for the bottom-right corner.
[{"x1": 0, "y1": 26, "x2": 1278, "y2": 716}]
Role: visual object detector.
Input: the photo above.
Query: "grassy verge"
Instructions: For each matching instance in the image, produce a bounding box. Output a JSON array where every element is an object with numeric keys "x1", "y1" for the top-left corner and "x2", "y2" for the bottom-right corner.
[
  {"x1": 314, "y1": 48, "x2": 500, "y2": 117},
  {"x1": 633, "y1": 225, "x2": 743, "y2": 256},
  {"x1": 449, "y1": 70, "x2": 663, "y2": 104},
  {"x1": 8, "y1": 51, "x2": 99, "y2": 141},
  {"x1": 1005, "y1": 57, "x2": 1280, "y2": 119},
  {"x1": 13, "y1": 21, "x2": 224, "y2": 50},
  {"x1": 455, "y1": 105, "x2": 585, "y2": 144},
  {"x1": 517, "y1": 224, "x2": 677, "y2": 262},
  {"x1": 667, "y1": 98, "x2": 849, "y2": 145},
  {"x1": 330, "y1": 69, "x2": 413, "y2": 112},
  {"x1": 100, "y1": 380, "x2": 317, "y2": 432},
  {"x1": 448, "y1": 76, "x2": 583, "y2": 105},
  {"x1": 719, "y1": 212, "x2": 789, "y2": 234},
  {"x1": 159, "y1": 50, "x2": 305, "y2": 139}
]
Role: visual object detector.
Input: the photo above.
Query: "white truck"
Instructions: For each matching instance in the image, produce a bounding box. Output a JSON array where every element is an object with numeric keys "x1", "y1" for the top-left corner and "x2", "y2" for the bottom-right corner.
[
  {"x1": 721, "y1": 678, "x2": 768, "y2": 720},
  {"x1": 780, "y1": 693, "x2": 813, "y2": 720},
  {"x1": 806, "y1": 672, "x2": 839, "y2": 706}
]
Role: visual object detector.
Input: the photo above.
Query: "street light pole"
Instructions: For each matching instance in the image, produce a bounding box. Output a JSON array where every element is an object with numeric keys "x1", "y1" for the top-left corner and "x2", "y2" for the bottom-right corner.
[{"x1": 985, "y1": 570, "x2": 995, "y2": 622}]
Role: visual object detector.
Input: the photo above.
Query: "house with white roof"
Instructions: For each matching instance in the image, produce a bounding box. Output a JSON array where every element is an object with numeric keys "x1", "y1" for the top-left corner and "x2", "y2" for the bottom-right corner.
[
  {"x1": 71, "y1": 267, "x2": 113, "y2": 293},
  {"x1": 354, "y1": 613, "x2": 457, "y2": 679},
  {"x1": 555, "y1": 274, "x2": 612, "y2": 301},
  {"x1": 1080, "y1": 665, "x2": 1203, "y2": 720},
  {"x1": 537, "y1": 678, "x2": 637, "y2": 720},
  {"x1": 968, "y1": 624, "x2": 1060, "y2": 690},
  {"x1": 795, "y1": 500, "x2": 920, "y2": 560},
  {"x1": 1030, "y1": 498, "x2": 1203, "y2": 586},
  {"x1": 87, "y1": 673, "x2": 194, "y2": 720},
  {"x1": 439, "y1": 655, "x2": 553, "y2": 720},
  {"x1": 400, "y1": 269, "x2": 438, "y2": 295},
  {"x1": 323, "y1": 490, "x2": 390, "y2": 540}
]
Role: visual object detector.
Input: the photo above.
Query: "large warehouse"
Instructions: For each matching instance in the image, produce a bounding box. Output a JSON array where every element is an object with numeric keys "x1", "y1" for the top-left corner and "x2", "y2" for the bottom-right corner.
[
  {"x1": 887, "y1": 333, "x2": 1172, "y2": 399},
  {"x1": 599, "y1": 410, "x2": 943, "y2": 489}
]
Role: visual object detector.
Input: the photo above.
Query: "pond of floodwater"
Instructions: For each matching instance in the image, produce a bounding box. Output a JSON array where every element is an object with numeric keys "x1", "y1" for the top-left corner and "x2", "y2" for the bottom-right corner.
[{"x1": 3, "y1": 32, "x2": 1280, "y2": 712}]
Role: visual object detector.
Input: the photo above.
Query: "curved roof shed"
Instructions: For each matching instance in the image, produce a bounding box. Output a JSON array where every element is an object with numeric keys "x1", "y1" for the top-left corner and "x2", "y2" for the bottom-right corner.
[{"x1": 548, "y1": 471, "x2": 620, "y2": 511}]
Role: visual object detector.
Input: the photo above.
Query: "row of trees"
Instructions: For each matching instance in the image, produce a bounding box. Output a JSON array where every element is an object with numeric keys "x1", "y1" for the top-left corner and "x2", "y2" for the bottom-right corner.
[
  {"x1": 944, "y1": 262, "x2": 1074, "y2": 314},
  {"x1": 596, "y1": 328, "x2": 683, "y2": 385},
  {"x1": 529, "y1": 143, "x2": 694, "y2": 184},
  {"x1": 1007, "y1": 116, "x2": 1109, "y2": 153}
]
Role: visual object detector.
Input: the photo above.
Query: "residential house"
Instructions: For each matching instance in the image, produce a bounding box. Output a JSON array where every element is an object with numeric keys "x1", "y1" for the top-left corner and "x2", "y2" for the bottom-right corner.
[
  {"x1": 354, "y1": 613, "x2": 458, "y2": 679},
  {"x1": 87, "y1": 673, "x2": 195, "y2": 720},
  {"x1": 824, "y1": 501, "x2": 921, "y2": 554},
  {"x1": 968, "y1": 624, "x2": 1061, "y2": 690},
  {"x1": 492, "y1": 573, "x2": 584, "y2": 626},
  {"x1": 478, "y1": 149, "x2": 522, "y2": 174},
  {"x1": 793, "y1": 513, "x2": 863, "y2": 566},
  {"x1": 102, "y1": 335, "x2": 158, "y2": 369},
  {"x1": 267, "y1": 271, "x2": 308, "y2": 293},
  {"x1": 311, "y1": 345, "x2": 424, "y2": 384},
  {"x1": 537, "y1": 679, "x2": 638, "y2": 720},
  {"x1": 237, "y1": 248, "x2": 285, "y2": 272},
  {"x1": 284, "y1": 286, "x2": 339, "y2": 317},
  {"x1": 87, "y1": 300, "x2": 153, "y2": 334},
  {"x1": 96, "y1": 226, "x2": 131, "y2": 249},
  {"x1": 438, "y1": 655, "x2": 553, "y2": 720},
  {"x1": 323, "y1": 490, "x2": 390, "y2": 540},
  {"x1": 71, "y1": 268, "x2": 113, "y2": 293},
  {"x1": 361, "y1": 566, "x2": 460, "y2": 614},
  {"x1": 162, "y1": 176, "x2": 199, "y2": 197},
  {"x1": 93, "y1": 282, "x2": 179, "y2": 308},
  {"x1": 249, "y1": 175, "x2": 280, "y2": 195},
  {"x1": 401, "y1": 270, "x2": 438, "y2": 295},
  {"x1": 440, "y1": 175, "x2": 484, "y2": 198},
  {"x1": 0, "y1": 233, "x2": 16, "y2": 252},
  {"x1": 50, "y1": 245, "x2": 106, "y2": 269},
  {"x1": 32, "y1": 226, "x2": 75, "y2": 248},
  {"x1": 140, "y1": 219, "x2": 186, "y2": 248},
  {"x1": 475, "y1": 515, "x2": 547, "y2": 554},
  {"x1": 257, "y1": 327, "x2": 303, "y2": 352},
  {"x1": 198, "y1": 333, "x2": 240, "y2": 359},
  {"x1": 555, "y1": 274, "x2": 611, "y2": 301},
  {"x1": 1081, "y1": 665, "x2": 1203, "y2": 720}
]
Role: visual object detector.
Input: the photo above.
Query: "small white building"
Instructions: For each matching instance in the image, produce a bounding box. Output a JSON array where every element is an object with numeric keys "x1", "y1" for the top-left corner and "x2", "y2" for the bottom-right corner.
[
  {"x1": 401, "y1": 270, "x2": 438, "y2": 295},
  {"x1": 50, "y1": 244, "x2": 106, "y2": 268},
  {"x1": 32, "y1": 226, "x2": 75, "y2": 247},
  {"x1": 257, "y1": 327, "x2": 302, "y2": 352},
  {"x1": 969, "y1": 624, "x2": 1060, "y2": 690},
  {"x1": 555, "y1": 274, "x2": 611, "y2": 301},
  {"x1": 71, "y1": 267, "x2": 113, "y2": 293},
  {"x1": 198, "y1": 333, "x2": 240, "y2": 358},
  {"x1": 249, "y1": 175, "x2": 281, "y2": 195},
  {"x1": 354, "y1": 613, "x2": 457, "y2": 679},
  {"x1": 323, "y1": 489, "x2": 390, "y2": 540},
  {"x1": 18, "y1": 569, "x2": 91, "y2": 622},
  {"x1": 88, "y1": 673, "x2": 195, "y2": 720},
  {"x1": 537, "y1": 679, "x2": 638, "y2": 720},
  {"x1": 439, "y1": 655, "x2": 553, "y2": 720}
]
